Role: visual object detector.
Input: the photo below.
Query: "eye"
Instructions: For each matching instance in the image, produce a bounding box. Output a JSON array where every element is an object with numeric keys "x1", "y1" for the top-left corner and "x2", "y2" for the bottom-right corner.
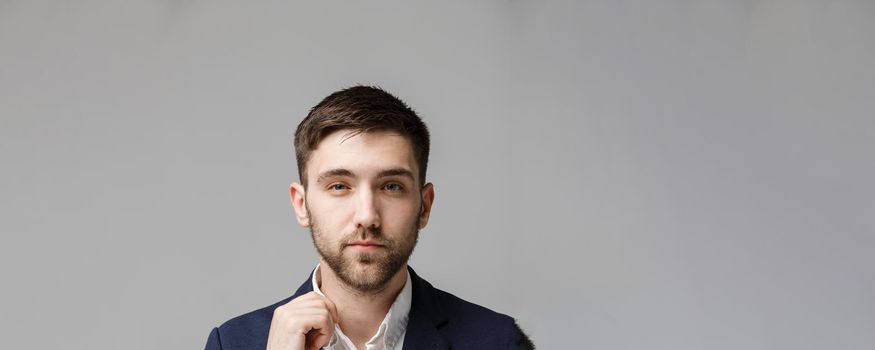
[
  {"x1": 328, "y1": 183, "x2": 349, "y2": 192},
  {"x1": 383, "y1": 183, "x2": 404, "y2": 192}
]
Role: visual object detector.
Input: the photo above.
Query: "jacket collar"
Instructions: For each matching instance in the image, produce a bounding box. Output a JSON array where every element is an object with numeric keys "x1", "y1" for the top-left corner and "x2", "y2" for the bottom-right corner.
[
  {"x1": 402, "y1": 266, "x2": 450, "y2": 349},
  {"x1": 290, "y1": 266, "x2": 450, "y2": 349}
]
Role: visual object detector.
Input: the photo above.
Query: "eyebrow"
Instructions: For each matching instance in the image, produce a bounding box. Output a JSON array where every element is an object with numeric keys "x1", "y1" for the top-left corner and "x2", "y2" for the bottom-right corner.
[
  {"x1": 377, "y1": 168, "x2": 415, "y2": 181},
  {"x1": 315, "y1": 168, "x2": 415, "y2": 184},
  {"x1": 316, "y1": 168, "x2": 355, "y2": 184}
]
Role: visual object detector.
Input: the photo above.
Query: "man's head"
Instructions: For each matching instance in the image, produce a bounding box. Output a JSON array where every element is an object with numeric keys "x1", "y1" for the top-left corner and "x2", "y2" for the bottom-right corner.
[
  {"x1": 293, "y1": 85, "x2": 430, "y2": 189},
  {"x1": 289, "y1": 86, "x2": 435, "y2": 294}
]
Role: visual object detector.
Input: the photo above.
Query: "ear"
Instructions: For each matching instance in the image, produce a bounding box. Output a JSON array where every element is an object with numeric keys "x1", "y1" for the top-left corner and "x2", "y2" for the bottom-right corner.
[
  {"x1": 289, "y1": 182, "x2": 311, "y2": 227},
  {"x1": 418, "y1": 182, "x2": 435, "y2": 229}
]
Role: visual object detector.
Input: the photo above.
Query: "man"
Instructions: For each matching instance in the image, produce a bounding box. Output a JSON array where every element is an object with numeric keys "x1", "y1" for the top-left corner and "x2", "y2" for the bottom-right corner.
[{"x1": 205, "y1": 86, "x2": 533, "y2": 350}]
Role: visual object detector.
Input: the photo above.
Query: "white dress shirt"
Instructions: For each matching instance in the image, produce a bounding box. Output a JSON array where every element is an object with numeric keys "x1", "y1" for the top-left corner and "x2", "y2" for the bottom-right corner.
[{"x1": 311, "y1": 264, "x2": 412, "y2": 350}]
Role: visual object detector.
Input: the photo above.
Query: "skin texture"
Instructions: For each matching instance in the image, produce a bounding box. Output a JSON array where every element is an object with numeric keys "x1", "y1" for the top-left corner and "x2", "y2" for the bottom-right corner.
[{"x1": 267, "y1": 129, "x2": 435, "y2": 350}]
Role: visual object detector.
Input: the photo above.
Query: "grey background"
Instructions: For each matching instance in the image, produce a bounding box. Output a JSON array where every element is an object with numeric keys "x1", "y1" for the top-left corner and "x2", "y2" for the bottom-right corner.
[{"x1": 2, "y1": 1, "x2": 873, "y2": 349}]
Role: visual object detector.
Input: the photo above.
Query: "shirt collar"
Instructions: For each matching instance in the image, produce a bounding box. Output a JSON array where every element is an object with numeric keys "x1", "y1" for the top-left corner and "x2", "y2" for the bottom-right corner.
[{"x1": 311, "y1": 264, "x2": 412, "y2": 349}]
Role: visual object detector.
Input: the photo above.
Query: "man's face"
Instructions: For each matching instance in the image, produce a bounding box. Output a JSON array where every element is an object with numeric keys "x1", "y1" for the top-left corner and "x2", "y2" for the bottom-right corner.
[{"x1": 291, "y1": 129, "x2": 433, "y2": 293}]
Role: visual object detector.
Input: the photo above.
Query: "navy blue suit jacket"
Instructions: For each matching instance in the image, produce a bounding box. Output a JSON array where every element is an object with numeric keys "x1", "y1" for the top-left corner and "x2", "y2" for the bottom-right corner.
[{"x1": 205, "y1": 267, "x2": 532, "y2": 349}]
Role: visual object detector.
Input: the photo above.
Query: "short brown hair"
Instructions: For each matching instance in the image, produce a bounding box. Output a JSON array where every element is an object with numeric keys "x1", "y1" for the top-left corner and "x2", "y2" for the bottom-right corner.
[{"x1": 294, "y1": 85, "x2": 430, "y2": 188}]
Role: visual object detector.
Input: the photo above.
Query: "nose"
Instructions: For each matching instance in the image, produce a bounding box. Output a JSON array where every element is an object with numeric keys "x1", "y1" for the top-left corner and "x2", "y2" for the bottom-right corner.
[{"x1": 352, "y1": 188, "x2": 381, "y2": 230}]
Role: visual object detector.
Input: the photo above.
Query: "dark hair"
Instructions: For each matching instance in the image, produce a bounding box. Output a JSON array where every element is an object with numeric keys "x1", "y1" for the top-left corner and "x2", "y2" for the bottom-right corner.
[{"x1": 294, "y1": 85, "x2": 430, "y2": 188}]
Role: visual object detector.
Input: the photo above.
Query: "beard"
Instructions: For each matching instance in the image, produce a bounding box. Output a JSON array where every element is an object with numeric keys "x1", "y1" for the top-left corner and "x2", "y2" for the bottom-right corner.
[{"x1": 308, "y1": 210, "x2": 419, "y2": 294}]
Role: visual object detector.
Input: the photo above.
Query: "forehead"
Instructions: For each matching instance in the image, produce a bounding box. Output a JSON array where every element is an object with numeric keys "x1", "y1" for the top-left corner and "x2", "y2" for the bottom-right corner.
[{"x1": 307, "y1": 129, "x2": 418, "y2": 179}]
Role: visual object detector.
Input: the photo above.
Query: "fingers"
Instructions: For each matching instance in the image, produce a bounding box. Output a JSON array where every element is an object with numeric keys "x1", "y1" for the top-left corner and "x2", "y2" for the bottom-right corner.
[
  {"x1": 289, "y1": 292, "x2": 338, "y2": 328},
  {"x1": 267, "y1": 292, "x2": 339, "y2": 350},
  {"x1": 307, "y1": 329, "x2": 330, "y2": 350}
]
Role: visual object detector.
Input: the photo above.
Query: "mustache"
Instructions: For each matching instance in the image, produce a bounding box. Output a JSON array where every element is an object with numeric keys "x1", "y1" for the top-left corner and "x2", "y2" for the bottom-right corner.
[{"x1": 341, "y1": 228, "x2": 390, "y2": 245}]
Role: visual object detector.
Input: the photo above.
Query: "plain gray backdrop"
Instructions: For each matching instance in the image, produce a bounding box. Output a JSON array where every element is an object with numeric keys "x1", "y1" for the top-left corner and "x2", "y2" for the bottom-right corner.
[{"x1": 2, "y1": 1, "x2": 874, "y2": 349}]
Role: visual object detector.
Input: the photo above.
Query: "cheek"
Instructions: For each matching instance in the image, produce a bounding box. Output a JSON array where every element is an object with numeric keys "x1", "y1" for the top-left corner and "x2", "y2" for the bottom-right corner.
[
  {"x1": 309, "y1": 196, "x2": 354, "y2": 223},
  {"x1": 382, "y1": 199, "x2": 422, "y2": 225}
]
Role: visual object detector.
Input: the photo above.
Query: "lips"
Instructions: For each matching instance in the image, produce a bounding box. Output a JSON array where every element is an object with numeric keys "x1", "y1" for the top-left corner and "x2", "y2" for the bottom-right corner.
[{"x1": 346, "y1": 240, "x2": 385, "y2": 248}]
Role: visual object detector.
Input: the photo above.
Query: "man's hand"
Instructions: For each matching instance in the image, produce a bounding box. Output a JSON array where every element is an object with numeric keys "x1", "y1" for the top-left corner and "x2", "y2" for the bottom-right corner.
[{"x1": 266, "y1": 292, "x2": 339, "y2": 350}]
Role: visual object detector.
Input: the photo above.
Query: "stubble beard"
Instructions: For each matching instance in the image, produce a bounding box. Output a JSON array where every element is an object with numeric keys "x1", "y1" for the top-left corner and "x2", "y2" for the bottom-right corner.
[{"x1": 309, "y1": 212, "x2": 419, "y2": 294}]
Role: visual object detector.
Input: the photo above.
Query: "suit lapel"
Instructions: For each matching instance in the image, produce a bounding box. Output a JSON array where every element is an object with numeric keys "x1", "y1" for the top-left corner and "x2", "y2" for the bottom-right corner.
[{"x1": 402, "y1": 267, "x2": 450, "y2": 350}]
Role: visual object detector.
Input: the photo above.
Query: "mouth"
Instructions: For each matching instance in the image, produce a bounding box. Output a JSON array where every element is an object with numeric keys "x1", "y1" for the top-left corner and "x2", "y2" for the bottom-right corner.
[{"x1": 345, "y1": 241, "x2": 386, "y2": 251}]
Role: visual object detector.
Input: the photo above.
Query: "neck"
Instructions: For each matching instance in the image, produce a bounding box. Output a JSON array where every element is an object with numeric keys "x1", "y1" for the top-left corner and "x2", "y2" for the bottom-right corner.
[{"x1": 317, "y1": 261, "x2": 408, "y2": 346}]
